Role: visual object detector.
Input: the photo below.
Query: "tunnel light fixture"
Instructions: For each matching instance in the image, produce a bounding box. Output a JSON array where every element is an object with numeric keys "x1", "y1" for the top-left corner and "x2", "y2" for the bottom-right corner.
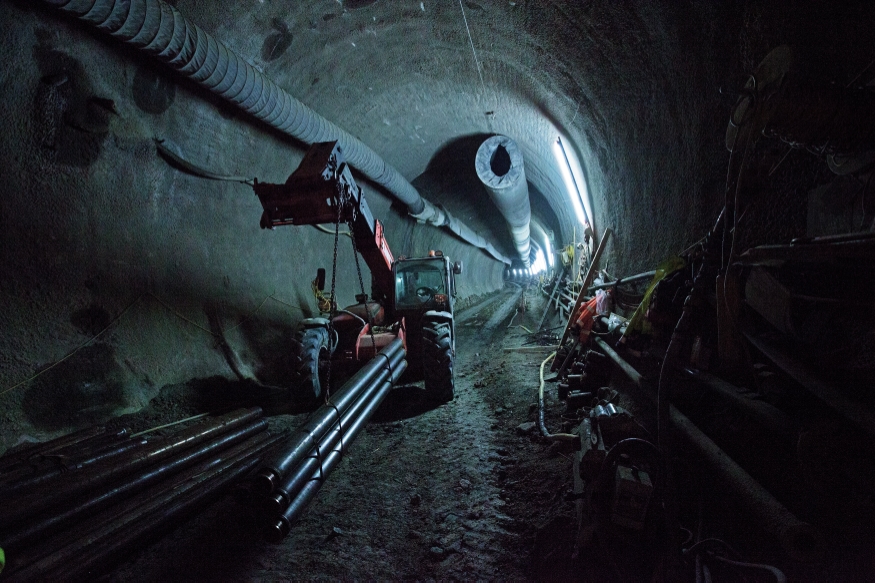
[
  {"x1": 531, "y1": 249, "x2": 547, "y2": 274},
  {"x1": 544, "y1": 235, "x2": 554, "y2": 268},
  {"x1": 553, "y1": 137, "x2": 590, "y2": 227}
]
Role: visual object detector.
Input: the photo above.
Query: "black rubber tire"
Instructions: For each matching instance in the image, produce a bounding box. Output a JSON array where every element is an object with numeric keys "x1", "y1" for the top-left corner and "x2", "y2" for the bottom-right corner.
[
  {"x1": 422, "y1": 319, "x2": 454, "y2": 402},
  {"x1": 291, "y1": 327, "x2": 330, "y2": 401}
]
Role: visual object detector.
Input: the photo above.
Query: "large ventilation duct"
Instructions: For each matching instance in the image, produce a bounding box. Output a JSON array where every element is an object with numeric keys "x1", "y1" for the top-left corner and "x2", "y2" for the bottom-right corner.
[
  {"x1": 529, "y1": 219, "x2": 551, "y2": 262},
  {"x1": 39, "y1": 0, "x2": 511, "y2": 265},
  {"x1": 475, "y1": 136, "x2": 532, "y2": 267}
]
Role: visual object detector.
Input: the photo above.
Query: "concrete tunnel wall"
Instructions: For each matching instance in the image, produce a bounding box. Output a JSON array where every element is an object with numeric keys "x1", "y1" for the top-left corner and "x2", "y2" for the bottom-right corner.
[{"x1": 2, "y1": 0, "x2": 872, "y2": 448}]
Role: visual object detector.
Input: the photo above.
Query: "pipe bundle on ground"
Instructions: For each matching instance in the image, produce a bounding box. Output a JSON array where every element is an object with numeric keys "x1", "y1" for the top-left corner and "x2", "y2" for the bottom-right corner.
[
  {"x1": 0, "y1": 407, "x2": 283, "y2": 581},
  {"x1": 240, "y1": 338, "x2": 407, "y2": 542}
]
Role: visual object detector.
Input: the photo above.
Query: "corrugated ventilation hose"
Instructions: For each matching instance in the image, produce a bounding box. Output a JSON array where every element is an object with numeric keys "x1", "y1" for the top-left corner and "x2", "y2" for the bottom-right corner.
[{"x1": 40, "y1": 0, "x2": 511, "y2": 265}]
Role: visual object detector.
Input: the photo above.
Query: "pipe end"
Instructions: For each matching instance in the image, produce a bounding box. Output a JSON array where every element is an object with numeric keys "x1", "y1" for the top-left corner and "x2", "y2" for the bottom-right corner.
[
  {"x1": 264, "y1": 491, "x2": 289, "y2": 516},
  {"x1": 252, "y1": 470, "x2": 280, "y2": 496},
  {"x1": 264, "y1": 517, "x2": 291, "y2": 544}
]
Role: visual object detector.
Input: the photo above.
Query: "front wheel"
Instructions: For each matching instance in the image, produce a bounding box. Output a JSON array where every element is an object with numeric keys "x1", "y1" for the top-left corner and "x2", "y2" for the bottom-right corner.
[
  {"x1": 291, "y1": 327, "x2": 331, "y2": 401},
  {"x1": 422, "y1": 319, "x2": 454, "y2": 403}
]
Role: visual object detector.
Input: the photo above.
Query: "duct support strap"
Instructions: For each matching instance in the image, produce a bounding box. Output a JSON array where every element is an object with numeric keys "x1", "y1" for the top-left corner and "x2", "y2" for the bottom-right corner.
[
  {"x1": 39, "y1": 0, "x2": 511, "y2": 265},
  {"x1": 475, "y1": 135, "x2": 533, "y2": 267}
]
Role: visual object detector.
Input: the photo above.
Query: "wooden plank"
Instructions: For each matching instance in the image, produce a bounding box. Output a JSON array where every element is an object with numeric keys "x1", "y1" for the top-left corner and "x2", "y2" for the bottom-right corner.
[{"x1": 552, "y1": 228, "x2": 612, "y2": 370}]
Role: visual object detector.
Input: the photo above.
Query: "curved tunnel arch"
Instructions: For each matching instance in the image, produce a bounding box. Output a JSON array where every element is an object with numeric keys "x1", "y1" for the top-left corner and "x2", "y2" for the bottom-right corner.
[{"x1": 1, "y1": 0, "x2": 871, "y2": 454}]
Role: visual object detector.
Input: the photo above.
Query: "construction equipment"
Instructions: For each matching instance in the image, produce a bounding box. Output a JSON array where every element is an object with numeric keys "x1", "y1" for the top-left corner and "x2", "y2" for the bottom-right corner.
[{"x1": 253, "y1": 141, "x2": 461, "y2": 403}]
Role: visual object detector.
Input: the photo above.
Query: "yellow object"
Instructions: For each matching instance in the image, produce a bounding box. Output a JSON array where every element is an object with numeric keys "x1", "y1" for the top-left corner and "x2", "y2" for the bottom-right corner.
[
  {"x1": 622, "y1": 256, "x2": 686, "y2": 340},
  {"x1": 559, "y1": 244, "x2": 575, "y2": 267},
  {"x1": 312, "y1": 279, "x2": 334, "y2": 314}
]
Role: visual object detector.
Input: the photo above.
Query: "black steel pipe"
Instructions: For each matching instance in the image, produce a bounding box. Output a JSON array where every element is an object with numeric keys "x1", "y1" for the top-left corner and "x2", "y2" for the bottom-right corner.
[
  {"x1": 1, "y1": 418, "x2": 269, "y2": 550},
  {"x1": 588, "y1": 270, "x2": 657, "y2": 292},
  {"x1": 266, "y1": 358, "x2": 408, "y2": 514},
  {"x1": 5, "y1": 430, "x2": 282, "y2": 581},
  {"x1": 592, "y1": 337, "x2": 825, "y2": 562},
  {"x1": 679, "y1": 367, "x2": 797, "y2": 441},
  {"x1": 0, "y1": 438, "x2": 148, "y2": 499},
  {"x1": 0, "y1": 429, "x2": 129, "y2": 490},
  {"x1": 265, "y1": 359, "x2": 407, "y2": 542},
  {"x1": 0, "y1": 426, "x2": 106, "y2": 474},
  {"x1": 0, "y1": 427, "x2": 119, "y2": 482},
  {"x1": 745, "y1": 333, "x2": 875, "y2": 437},
  {"x1": 0, "y1": 407, "x2": 262, "y2": 529},
  {"x1": 669, "y1": 406, "x2": 824, "y2": 562},
  {"x1": 56, "y1": 453, "x2": 266, "y2": 583},
  {"x1": 57, "y1": 428, "x2": 131, "y2": 456},
  {"x1": 254, "y1": 339, "x2": 403, "y2": 494}
]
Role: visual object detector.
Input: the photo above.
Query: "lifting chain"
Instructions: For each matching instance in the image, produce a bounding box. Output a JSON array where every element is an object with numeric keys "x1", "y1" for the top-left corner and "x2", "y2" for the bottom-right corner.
[
  {"x1": 346, "y1": 188, "x2": 379, "y2": 362},
  {"x1": 324, "y1": 182, "x2": 344, "y2": 403}
]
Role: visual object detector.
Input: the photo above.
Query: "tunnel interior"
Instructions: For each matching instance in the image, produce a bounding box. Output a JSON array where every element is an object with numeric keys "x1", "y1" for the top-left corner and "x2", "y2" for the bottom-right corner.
[{"x1": 1, "y1": 0, "x2": 874, "y2": 580}]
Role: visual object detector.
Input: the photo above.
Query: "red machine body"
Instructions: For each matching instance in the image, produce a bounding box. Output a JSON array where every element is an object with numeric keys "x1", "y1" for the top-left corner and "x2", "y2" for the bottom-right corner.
[
  {"x1": 254, "y1": 142, "x2": 395, "y2": 307},
  {"x1": 252, "y1": 141, "x2": 458, "y2": 404}
]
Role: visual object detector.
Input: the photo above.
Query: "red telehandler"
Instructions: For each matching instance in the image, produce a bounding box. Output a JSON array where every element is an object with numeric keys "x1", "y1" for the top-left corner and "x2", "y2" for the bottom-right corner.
[{"x1": 253, "y1": 141, "x2": 462, "y2": 403}]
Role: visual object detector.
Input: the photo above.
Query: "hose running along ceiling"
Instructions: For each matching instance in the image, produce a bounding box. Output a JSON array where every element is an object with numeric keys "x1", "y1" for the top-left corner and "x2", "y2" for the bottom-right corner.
[{"x1": 39, "y1": 0, "x2": 512, "y2": 264}]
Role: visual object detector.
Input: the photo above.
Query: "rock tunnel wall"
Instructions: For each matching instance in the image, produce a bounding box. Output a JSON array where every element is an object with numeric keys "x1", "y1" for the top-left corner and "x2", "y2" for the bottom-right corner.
[
  {"x1": 0, "y1": 4, "x2": 504, "y2": 448},
  {"x1": 3, "y1": 0, "x2": 872, "y2": 449}
]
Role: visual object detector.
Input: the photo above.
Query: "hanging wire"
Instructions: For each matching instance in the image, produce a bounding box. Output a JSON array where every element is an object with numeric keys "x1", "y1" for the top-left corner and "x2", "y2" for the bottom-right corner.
[{"x1": 458, "y1": 0, "x2": 488, "y2": 100}]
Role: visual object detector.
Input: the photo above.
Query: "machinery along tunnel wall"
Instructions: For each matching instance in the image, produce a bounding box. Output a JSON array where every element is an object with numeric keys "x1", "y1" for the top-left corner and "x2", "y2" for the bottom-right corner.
[{"x1": 0, "y1": 5, "x2": 506, "y2": 449}]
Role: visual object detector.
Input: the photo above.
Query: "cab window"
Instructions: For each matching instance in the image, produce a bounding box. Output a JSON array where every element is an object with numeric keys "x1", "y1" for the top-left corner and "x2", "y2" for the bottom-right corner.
[{"x1": 395, "y1": 261, "x2": 447, "y2": 307}]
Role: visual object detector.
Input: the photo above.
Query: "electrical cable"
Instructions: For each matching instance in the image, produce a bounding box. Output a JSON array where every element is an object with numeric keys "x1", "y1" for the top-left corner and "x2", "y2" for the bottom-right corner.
[
  {"x1": 129, "y1": 412, "x2": 211, "y2": 438},
  {"x1": 709, "y1": 554, "x2": 787, "y2": 583},
  {"x1": 537, "y1": 352, "x2": 576, "y2": 441},
  {"x1": 683, "y1": 538, "x2": 742, "y2": 559},
  {"x1": 313, "y1": 224, "x2": 352, "y2": 238},
  {"x1": 154, "y1": 138, "x2": 254, "y2": 185},
  {"x1": 0, "y1": 294, "x2": 145, "y2": 397},
  {"x1": 337, "y1": 310, "x2": 367, "y2": 328}
]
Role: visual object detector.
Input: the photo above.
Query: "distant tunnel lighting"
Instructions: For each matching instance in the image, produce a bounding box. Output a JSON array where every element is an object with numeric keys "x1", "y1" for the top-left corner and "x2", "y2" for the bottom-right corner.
[
  {"x1": 544, "y1": 236, "x2": 554, "y2": 268},
  {"x1": 553, "y1": 137, "x2": 588, "y2": 227},
  {"x1": 531, "y1": 249, "x2": 547, "y2": 274}
]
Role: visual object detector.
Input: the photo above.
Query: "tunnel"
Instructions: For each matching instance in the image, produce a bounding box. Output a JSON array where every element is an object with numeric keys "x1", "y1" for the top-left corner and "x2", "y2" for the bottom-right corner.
[{"x1": 1, "y1": 0, "x2": 874, "y2": 580}]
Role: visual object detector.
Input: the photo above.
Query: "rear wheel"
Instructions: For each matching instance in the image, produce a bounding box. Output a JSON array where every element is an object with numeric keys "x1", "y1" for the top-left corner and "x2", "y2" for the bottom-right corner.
[
  {"x1": 422, "y1": 319, "x2": 454, "y2": 402},
  {"x1": 291, "y1": 327, "x2": 330, "y2": 401}
]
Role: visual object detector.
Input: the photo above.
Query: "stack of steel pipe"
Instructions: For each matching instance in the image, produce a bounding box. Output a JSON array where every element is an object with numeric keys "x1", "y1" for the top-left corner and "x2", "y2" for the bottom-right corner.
[
  {"x1": 244, "y1": 338, "x2": 407, "y2": 542},
  {"x1": 0, "y1": 407, "x2": 284, "y2": 581}
]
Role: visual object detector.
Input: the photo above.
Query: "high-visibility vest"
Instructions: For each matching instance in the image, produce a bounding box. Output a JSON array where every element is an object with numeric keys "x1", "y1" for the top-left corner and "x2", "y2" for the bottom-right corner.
[{"x1": 574, "y1": 297, "x2": 599, "y2": 342}]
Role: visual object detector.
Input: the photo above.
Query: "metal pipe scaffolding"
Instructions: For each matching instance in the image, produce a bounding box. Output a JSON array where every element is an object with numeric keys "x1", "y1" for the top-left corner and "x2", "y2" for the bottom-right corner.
[{"x1": 593, "y1": 337, "x2": 825, "y2": 563}]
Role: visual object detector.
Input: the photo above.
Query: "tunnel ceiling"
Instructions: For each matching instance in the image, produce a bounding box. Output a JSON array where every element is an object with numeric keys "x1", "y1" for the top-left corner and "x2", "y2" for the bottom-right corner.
[{"x1": 161, "y1": 0, "x2": 728, "y2": 267}]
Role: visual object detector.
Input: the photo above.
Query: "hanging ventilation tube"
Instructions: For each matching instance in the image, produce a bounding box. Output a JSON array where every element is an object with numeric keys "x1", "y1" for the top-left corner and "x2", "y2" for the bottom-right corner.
[
  {"x1": 39, "y1": 0, "x2": 511, "y2": 265},
  {"x1": 475, "y1": 135, "x2": 533, "y2": 267}
]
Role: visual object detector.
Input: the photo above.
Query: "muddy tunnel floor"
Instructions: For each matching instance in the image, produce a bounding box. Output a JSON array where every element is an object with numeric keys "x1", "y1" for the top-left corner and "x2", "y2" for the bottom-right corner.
[{"x1": 103, "y1": 285, "x2": 575, "y2": 582}]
